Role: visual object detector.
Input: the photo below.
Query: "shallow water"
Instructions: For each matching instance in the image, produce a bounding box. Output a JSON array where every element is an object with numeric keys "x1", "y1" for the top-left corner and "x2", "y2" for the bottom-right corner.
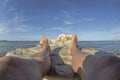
[
  {"x1": 78, "y1": 41, "x2": 120, "y2": 54},
  {"x1": 0, "y1": 41, "x2": 120, "y2": 56},
  {"x1": 0, "y1": 41, "x2": 38, "y2": 56}
]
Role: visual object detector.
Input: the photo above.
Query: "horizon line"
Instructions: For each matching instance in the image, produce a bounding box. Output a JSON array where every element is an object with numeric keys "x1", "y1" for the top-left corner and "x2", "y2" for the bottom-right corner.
[{"x1": 1, "y1": 40, "x2": 120, "y2": 42}]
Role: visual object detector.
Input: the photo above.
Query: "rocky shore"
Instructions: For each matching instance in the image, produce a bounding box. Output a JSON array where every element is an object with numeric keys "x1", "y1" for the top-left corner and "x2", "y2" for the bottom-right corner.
[{"x1": 5, "y1": 34, "x2": 120, "y2": 80}]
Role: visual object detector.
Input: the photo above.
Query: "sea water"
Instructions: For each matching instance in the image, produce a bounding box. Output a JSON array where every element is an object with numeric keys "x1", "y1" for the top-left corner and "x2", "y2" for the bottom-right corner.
[
  {"x1": 0, "y1": 41, "x2": 38, "y2": 56},
  {"x1": 0, "y1": 41, "x2": 120, "y2": 56}
]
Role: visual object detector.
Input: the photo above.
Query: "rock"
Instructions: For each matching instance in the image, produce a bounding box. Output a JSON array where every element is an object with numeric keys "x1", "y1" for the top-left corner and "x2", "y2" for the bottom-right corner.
[
  {"x1": 81, "y1": 48, "x2": 97, "y2": 55},
  {"x1": 6, "y1": 46, "x2": 42, "y2": 58},
  {"x1": 49, "y1": 46, "x2": 75, "y2": 78},
  {"x1": 54, "y1": 65, "x2": 74, "y2": 77},
  {"x1": 49, "y1": 34, "x2": 72, "y2": 47},
  {"x1": 6, "y1": 48, "x2": 31, "y2": 58},
  {"x1": 43, "y1": 75, "x2": 79, "y2": 80},
  {"x1": 57, "y1": 34, "x2": 72, "y2": 46},
  {"x1": 58, "y1": 47, "x2": 72, "y2": 65},
  {"x1": 49, "y1": 39, "x2": 58, "y2": 44},
  {"x1": 115, "y1": 53, "x2": 120, "y2": 58}
]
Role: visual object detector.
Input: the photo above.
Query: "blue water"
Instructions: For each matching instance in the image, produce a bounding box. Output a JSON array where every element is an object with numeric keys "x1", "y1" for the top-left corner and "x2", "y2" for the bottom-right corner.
[
  {"x1": 0, "y1": 41, "x2": 38, "y2": 56},
  {"x1": 0, "y1": 41, "x2": 120, "y2": 56},
  {"x1": 78, "y1": 41, "x2": 120, "y2": 54}
]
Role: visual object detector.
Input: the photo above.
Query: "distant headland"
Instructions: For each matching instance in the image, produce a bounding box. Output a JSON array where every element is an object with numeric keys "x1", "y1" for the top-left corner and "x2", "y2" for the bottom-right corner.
[{"x1": 0, "y1": 40, "x2": 8, "y2": 42}]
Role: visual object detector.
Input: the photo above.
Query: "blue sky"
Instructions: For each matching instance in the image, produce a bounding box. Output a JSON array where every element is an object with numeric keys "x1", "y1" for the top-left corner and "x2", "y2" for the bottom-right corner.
[{"x1": 0, "y1": 0, "x2": 120, "y2": 41}]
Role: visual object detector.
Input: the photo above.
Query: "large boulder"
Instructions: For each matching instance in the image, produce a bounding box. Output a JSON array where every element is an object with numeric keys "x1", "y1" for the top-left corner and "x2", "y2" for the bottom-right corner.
[{"x1": 49, "y1": 34, "x2": 72, "y2": 46}]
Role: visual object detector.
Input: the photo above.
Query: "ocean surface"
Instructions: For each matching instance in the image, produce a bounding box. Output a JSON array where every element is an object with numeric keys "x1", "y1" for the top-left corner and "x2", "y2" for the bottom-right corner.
[{"x1": 0, "y1": 41, "x2": 120, "y2": 56}]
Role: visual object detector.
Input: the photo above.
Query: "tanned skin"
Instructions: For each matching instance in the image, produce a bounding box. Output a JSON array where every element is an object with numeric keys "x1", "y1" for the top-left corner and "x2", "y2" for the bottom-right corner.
[
  {"x1": 0, "y1": 36, "x2": 51, "y2": 80},
  {"x1": 69, "y1": 35, "x2": 120, "y2": 80}
]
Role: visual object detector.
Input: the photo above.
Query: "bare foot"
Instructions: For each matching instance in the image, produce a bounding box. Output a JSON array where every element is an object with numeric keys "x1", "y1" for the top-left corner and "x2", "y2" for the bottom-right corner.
[
  {"x1": 71, "y1": 35, "x2": 77, "y2": 47},
  {"x1": 40, "y1": 36, "x2": 49, "y2": 48},
  {"x1": 69, "y1": 35, "x2": 78, "y2": 55}
]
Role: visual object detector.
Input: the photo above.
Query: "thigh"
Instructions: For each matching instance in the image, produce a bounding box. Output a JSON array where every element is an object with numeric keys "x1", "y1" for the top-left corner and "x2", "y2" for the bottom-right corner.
[{"x1": 97, "y1": 62, "x2": 120, "y2": 80}]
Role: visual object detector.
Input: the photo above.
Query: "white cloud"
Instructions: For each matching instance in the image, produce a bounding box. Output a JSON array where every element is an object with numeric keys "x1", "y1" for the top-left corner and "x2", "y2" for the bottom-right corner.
[
  {"x1": 109, "y1": 34, "x2": 120, "y2": 40},
  {"x1": 108, "y1": 25, "x2": 120, "y2": 40},
  {"x1": 75, "y1": 25, "x2": 120, "y2": 41},
  {"x1": 112, "y1": 26, "x2": 120, "y2": 33},
  {"x1": 0, "y1": 27, "x2": 8, "y2": 33},
  {"x1": 51, "y1": 26, "x2": 74, "y2": 33},
  {"x1": 14, "y1": 25, "x2": 32, "y2": 32},
  {"x1": 82, "y1": 18, "x2": 95, "y2": 22},
  {"x1": 54, "y1": 17, "x2": 59, "y2": 21},
  {"x1": 51, "y1": 27, "x2": 63, "y2": 30},
  {"x1": 0, "y1": 15, "x2": 32, "y2": 34},
  {"x1": 61, "y1": 11, "x2": 78, "y2": 24},
  {"x1": 0, "y1": 1, "x2": 32, "y2": 34},
  {"x1": 0, "y1": 23, "x2": 10, "y2": 33},
  {"x1": 77, "y1": 31, "x2": 111, "y2": 41},
  {"x1": 63, "y1": 20, "x2": 74, "y2": 24},
  {"x1": 54, "y1": 10, "x2": 95, "y2": 25}
]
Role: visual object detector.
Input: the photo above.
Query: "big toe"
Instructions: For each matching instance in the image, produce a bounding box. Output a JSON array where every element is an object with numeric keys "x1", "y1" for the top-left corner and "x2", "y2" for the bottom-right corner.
[
  {"x1": 72, "y1": 35, "x2": 77, "y2": 45},
  {"x1": 40, "y1": 36, "x2": 48, "y2": 46}
]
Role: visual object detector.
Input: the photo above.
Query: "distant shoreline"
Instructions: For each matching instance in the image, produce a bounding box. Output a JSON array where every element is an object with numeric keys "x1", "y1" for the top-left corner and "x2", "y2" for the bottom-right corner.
[
  {"x1": 0, "y1": 40, "x2": 39, "y2": 42},
  {"x1": 0, "y1": 40, "x2": 8, "y2": 42},
  {"x1": 0, "y1": 40, "x2": 120, "y2": 42}
]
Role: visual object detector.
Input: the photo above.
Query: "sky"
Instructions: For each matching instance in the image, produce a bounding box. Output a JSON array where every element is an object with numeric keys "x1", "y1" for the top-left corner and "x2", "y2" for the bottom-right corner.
[{"x1": 0, "y1": 0, "x2": 120, "y2": 41}]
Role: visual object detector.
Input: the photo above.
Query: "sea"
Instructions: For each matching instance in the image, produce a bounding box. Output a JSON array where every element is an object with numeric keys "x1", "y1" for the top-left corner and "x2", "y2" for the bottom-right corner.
[{"x1": 0, "y1": 41, "x2": 120, "y2": 56}]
